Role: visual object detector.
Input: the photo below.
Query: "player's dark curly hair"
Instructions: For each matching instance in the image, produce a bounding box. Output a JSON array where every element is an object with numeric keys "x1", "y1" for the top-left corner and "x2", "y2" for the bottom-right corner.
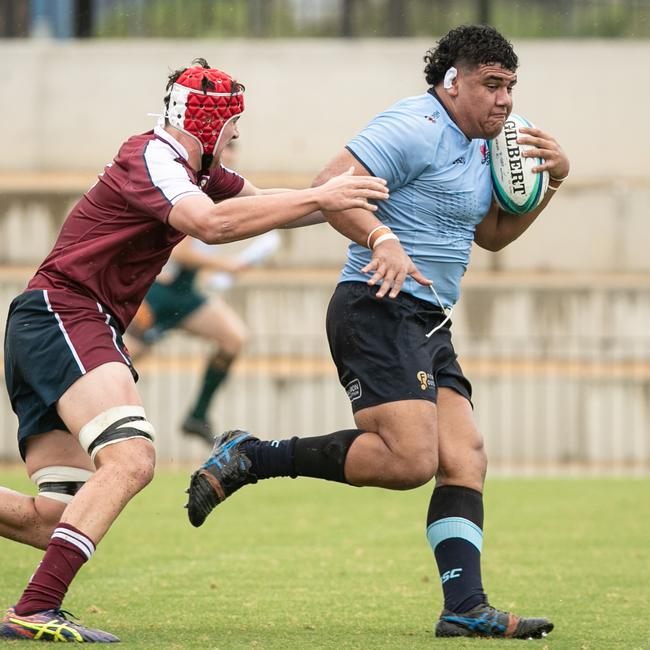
[
  {"x1": 163, "y1": 57, "x2": 245, "y2": 110},
  {"x1": 424, "y1": 25, "x2": 518, "y2": 87}
]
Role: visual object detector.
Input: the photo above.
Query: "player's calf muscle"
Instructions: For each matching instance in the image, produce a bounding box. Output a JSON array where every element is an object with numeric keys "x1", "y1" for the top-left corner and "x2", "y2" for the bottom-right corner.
[
  {"x1": 345, "y1": 436, "x2": 437, "y2": 488},
  {"x1": 380, "y1": 453, "x2": 437, "y2": 489},
  {"x1": 0, "y1": 489, "x2": 62, "y2": 549},
  {"x1": 401, "y1": 455, "x2": 438, "y2": 488}
]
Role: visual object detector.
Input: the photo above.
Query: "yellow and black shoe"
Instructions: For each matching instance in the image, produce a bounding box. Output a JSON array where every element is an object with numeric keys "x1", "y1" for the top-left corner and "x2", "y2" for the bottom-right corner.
[{"x1": 0, "y1": 606, "x2": 120, "y2": 642}]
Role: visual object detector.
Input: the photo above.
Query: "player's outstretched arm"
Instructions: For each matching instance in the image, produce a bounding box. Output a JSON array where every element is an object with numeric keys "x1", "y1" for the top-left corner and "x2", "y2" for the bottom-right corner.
[
  {"x1": 169, "y1": 169, "x2": 388, "y2": 244},
  {"x1": 475, "y1": 127, "x2": 570, "y2": 251},
  {"x1": 314, "y1": 150, "x2": 431, "y2": 298},
  {"x1": 232, "y1": 180, "x2": 326, "y2": 229}
]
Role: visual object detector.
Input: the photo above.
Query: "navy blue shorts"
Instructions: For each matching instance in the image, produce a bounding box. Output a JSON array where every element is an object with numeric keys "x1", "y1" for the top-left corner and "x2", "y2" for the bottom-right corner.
[
  {"x1": 4, "y1": 289, "x2": 137, "y2": 460},
  {"x1": 325, "y1": 282, "x2": 472, "y2": 412}
]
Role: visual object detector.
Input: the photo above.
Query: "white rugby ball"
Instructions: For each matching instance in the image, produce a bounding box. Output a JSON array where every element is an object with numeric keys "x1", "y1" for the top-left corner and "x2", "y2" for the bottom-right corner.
[{"x1": 488, "y1": 113, "x2": 549, "y2": 215}]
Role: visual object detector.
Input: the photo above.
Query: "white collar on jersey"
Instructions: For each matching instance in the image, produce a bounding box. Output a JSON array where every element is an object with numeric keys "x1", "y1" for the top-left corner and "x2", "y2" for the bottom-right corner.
[{"x1": 153, "y1": 123, "x2": 191, "y2": 162}]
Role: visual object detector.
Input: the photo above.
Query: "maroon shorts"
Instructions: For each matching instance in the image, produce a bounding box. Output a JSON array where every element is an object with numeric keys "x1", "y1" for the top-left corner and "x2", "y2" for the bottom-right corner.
[{"x1": 4, "y1": 289, "x2": 137, "y2": 459}]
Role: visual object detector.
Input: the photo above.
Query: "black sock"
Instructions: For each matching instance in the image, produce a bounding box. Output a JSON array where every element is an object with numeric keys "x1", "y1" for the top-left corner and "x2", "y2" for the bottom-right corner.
[
  {"x1": 240, "y1": 430, "x2": 364, "y2": 483},
  {"x1": 240, "y1": 437, "x2": 298, "y2": 480},
  {"x1": 293, "y1": 430, "x2": 364, "y2": 483},
  {"x1": 426, "y1": 485, "x2": 487, "y2": 613}
]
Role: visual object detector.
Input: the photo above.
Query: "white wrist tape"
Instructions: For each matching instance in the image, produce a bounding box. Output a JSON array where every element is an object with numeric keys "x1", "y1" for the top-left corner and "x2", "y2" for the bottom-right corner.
[
  {"x1": 366, "y1": 225, "x2": 390, "y2": 249},
  {"x1": 372, "y1": 232, "x2": 399, "y2": 248}
]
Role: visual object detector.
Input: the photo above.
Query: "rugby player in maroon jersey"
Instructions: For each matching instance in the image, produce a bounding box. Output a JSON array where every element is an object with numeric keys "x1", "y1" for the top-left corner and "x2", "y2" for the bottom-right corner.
[{"x1": 0, "y1": 58, "x2": 388, "y2": 642}]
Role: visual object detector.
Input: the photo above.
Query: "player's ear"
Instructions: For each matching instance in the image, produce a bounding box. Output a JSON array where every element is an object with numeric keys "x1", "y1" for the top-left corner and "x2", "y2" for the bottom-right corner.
[{"x1": 443, "y1": 66, "x2": 458, "y2": 97}]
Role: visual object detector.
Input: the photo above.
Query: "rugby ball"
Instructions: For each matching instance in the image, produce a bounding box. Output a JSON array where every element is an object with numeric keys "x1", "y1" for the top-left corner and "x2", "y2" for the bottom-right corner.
[{"x1": 488, "y1": 113, "x2": 549, "y2": 215}]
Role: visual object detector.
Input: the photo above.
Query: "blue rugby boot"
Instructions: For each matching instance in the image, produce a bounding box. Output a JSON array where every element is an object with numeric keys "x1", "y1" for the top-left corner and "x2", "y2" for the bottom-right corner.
[
  {"x1": 0, "y1": 606, "x2": 120, "y2": 642},
  {"x1": 185, "y1": 430, "x2": 258, "y2": 527},
  {"x1": 435, "y1": 602, "x2": 553, "y2": 639}
]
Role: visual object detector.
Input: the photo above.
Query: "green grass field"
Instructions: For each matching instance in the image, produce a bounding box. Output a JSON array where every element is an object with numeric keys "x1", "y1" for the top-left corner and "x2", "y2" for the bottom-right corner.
[{"x1": 1, "y1": 469, "x2": 649, "y2": 649}]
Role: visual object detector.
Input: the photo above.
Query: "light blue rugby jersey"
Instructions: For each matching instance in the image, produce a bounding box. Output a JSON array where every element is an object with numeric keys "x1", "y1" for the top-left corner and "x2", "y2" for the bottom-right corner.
[{"x1": 341, "y1": 90, "x2": 493, "y2": 307}]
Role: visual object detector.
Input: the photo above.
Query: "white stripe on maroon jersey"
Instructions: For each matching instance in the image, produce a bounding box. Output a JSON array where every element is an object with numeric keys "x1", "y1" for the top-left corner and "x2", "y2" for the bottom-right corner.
[{"x1": 143, "y1": 138, "x2": 204, "y2": 206}]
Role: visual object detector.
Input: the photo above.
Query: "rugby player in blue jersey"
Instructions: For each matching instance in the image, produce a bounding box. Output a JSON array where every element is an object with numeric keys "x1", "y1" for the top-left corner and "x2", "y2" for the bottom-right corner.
[{"x1": 187, "y1": 26, "x2": 570, "y2": 639}]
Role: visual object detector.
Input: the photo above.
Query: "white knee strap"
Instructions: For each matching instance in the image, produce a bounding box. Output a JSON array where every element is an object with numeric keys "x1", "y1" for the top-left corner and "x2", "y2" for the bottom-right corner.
[
  {"x1": 78, "y1": 405, "x2": 156, "y2": 462},
  {"x1": 30, "y1": 466, "x2": 94, "y2": 504}
]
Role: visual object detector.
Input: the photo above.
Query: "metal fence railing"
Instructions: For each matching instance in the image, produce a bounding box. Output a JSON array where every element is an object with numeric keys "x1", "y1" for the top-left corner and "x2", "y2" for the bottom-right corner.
[{"x1": 3, "y1": 0, "x2": 650, "y2": 39}]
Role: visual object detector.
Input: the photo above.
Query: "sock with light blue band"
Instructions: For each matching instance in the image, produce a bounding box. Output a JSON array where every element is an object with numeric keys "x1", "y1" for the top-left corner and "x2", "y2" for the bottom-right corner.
[{"x1": 426, "y1": 485, "x2": 487, "y2": 613}]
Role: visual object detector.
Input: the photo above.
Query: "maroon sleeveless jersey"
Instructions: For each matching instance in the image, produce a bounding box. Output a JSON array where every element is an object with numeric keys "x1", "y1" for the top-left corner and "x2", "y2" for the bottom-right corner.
[{"x1": 27, "y1": 127, "x2": 244, "y2": 331}]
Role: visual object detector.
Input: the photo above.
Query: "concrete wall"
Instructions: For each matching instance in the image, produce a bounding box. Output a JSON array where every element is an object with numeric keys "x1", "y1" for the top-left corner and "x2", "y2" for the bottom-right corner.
[
  {"x1": 2, "y1": 39, "x2": 649, "y2": 179},
  {"x1": 2, "y1": 181, "x2": 650, "y2": 273},
  {"x1": 5, "y1": 39, "x2": 648, "y2": 274}
]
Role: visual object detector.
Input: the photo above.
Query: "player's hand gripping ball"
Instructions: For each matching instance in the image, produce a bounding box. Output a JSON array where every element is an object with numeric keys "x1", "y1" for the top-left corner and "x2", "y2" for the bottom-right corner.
[{"x1": 488, "y1": 113, "x2": 549, "y2": 215}]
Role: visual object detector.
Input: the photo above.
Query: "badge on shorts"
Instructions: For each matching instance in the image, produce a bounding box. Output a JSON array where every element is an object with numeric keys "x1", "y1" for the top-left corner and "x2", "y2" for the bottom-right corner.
[
  {"x1": 417, "y1": 371, "x2": 435, "y2": 391},
  {"x1": 345, "y1": 378, "x2": 362, "y2": 402}
]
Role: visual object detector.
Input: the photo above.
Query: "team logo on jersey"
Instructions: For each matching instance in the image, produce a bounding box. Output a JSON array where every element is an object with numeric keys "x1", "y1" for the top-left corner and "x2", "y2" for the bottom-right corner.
[
  {"x1": 452, "y1": 156, "x2": 466, "y2": 165},
  {"x1": 424, "y1": 110, "x2": 440, "y2": 123},
  {"x1": 480, "y1": 142, "x2": 490, "y2": 165},
  {"x1": 417, "y1": 371, "x2": 435, "y2": 390},
  {"x1": 346, "y1": 378, "x2": 362, "y2": 402}
]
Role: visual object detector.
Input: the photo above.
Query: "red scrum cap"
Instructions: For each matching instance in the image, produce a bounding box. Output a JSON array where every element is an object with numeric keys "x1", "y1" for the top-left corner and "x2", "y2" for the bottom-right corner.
[{"x1": 166, "y1": 66, "x2": 245, "y2": 157}]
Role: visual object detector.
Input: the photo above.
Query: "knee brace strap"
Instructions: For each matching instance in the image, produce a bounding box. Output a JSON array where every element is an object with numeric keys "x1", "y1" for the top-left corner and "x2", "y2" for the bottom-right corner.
[
  {"x1": 30, "y1": 466, "x2": 93, "y2": 504},
  {"x1": 79, "y1": 406, "x2": 155, "y2": 462}
]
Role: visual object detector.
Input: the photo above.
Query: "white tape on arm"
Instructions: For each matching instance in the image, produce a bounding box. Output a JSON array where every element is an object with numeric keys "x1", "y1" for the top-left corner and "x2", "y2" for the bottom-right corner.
[
  {"x1": 372, "y1": 233, "x2": 399, "y2": 248},
  {"x1": 366, "y1": 225, "x2": 391, "y2": 249}
]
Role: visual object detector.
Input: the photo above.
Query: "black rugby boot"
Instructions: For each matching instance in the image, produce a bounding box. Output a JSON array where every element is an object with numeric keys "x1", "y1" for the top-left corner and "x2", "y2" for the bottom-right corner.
[
  {"x1": 185, "y1": 430, "x2": 258, "y2": 527},
  {"x1": 435, "y1": 602, "x2": 553, "y2": 639}
]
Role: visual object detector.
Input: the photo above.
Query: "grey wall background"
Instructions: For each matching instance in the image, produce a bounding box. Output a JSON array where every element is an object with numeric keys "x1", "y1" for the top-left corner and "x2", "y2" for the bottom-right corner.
[
  {"x1": 2, "y1": 38, "x2": 649, "y2": 275},
  {"x1": 2, "y1": 39, "x2": 648, "y2": 179}
]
